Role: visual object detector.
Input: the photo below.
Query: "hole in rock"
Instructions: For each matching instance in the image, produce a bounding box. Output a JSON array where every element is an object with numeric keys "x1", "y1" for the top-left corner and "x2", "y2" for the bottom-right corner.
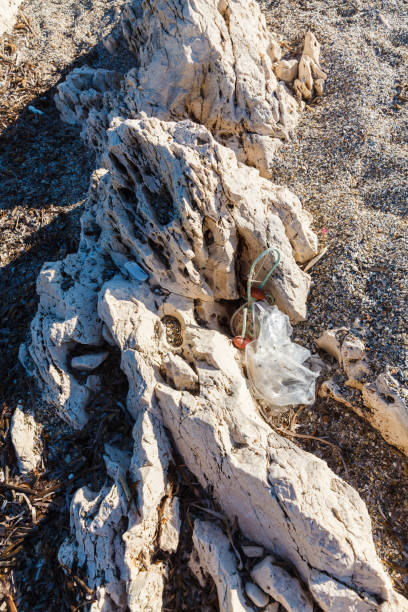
[
  {"x1": 204, "y1": 228, "x2": 215, "y2": 246},
  {"x1": 142, "y1": 183, "x2": 178, "y2": 227},
  {"x1": 109, "y1": 152, "x2": 129, "y2": 180},
  {"x1": 161, "y1": 316, "x2": 183, "y2": 347}
]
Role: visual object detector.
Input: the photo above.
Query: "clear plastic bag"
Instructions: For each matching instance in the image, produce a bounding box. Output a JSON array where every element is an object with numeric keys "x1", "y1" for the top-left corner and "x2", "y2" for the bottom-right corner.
[{"x1": 245, "y1": 305, "x2": 318, "y2": 411}]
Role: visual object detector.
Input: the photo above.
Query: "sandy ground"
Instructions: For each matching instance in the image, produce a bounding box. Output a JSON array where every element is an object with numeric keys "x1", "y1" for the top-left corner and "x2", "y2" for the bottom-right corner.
[{"x1": 0, "y1": 0, "x2": 407, "y2": 609}]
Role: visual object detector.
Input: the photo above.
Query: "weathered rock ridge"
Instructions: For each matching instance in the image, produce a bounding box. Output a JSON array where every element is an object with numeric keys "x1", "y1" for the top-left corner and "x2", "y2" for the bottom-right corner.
[
  {"x1": 21, "y1": 0, "x2": 408, "y2": 610},
  {"x1": 317, "y1": 328, "x2": 408, "y2": 457},
  {"x1": 55, "y1": 0, "x2": 311, "y2": 179}
]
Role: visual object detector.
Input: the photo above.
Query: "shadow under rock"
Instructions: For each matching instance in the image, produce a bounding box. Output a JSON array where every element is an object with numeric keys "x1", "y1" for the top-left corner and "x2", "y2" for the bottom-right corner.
[
  {"x1": 0, "y1": 30, "x2": 135, "y2": 212},
  {"x1": 0, "y1": 32, "x2": 135, "y2": 400}
]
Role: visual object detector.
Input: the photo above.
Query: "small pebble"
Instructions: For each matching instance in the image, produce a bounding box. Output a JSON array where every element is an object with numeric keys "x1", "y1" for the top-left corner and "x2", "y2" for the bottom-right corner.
[{"x1": 245, "y1": 582, "x2": 270, "y2": 608}]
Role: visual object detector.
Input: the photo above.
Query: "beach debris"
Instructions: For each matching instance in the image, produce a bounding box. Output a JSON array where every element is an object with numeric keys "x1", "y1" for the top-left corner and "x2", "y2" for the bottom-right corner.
[
  {"x1": 28, "y1": 105, "x2": 44, "y2": 115},
  {"x1": 245, "y1": 305, "x2": 319, "y2": 411}
]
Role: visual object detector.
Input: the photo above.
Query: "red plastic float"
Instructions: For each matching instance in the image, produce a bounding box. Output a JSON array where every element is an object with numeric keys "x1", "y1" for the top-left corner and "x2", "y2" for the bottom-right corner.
[
  {"x1": 250, "y1": 287, "x2": 266, "y2": 301},
  {"x1": 233, "y1": 336, "x2": 251, "y2": 349}
]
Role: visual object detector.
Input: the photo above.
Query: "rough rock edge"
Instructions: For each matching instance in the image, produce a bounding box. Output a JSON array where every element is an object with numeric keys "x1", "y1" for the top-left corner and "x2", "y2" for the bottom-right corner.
[
  {"x1": 56, "y1": 0, "x2": 310, "y2": 181},
  {"x1": 317, "y1": 328, "x2": 408, "y2": 456},
  {"x1": 192, "y1": 520, "x2": 253, "y2": 612}
]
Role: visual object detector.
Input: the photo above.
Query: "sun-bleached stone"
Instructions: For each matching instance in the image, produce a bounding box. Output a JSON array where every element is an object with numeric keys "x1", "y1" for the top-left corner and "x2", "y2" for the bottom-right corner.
[
  {"x1": 54, "y1": 2, "x2": 328, "y2": 180},
  {"x1": 318, "y1": 329, "x2": 408, "y2": 456},
  {"x1": 251, "y1": 557, "x2": 313, "y2": 612},
  {"x1": 65, "y1": 407, "x2": 172, "y2": 612},
  {"x1": 192, "y1": 520, "x2": 252, "y2": 612},
  {"x1": 10, "y1": 403, "x2": 42, "y2": 474},
  {"x1": 294, "y1": 31, "x2": 327, "y2": 99},
  {"x1": 242, "y1": 546, "x2": 264, "y2": 558},
  {"x1": 120, "y1": 0, "x2": 299, "y2": 177},
  {"x1": 71, "y1": 351, "x2": 109, "y2": 371},
  {"x1": 159, "y1": 496, "x2": 181, "y2": 553},
  {"x1": 274, "y1": 59, "x2": 299, "y2": 83},
  {"x1": 245, "y1": 582, "x2": 270, "y2": 608},
  {"x1": 0, "y1": 0, "x2": 23, "y2": 36},
  {"x1": 362, "y1": 372, "x2": 408, "y2": 456}
]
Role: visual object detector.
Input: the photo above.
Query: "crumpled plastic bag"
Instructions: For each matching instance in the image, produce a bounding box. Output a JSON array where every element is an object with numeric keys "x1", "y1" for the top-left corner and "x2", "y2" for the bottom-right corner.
[{"x1": 245, "y1": 305, "x2": 318, "y2": 411}]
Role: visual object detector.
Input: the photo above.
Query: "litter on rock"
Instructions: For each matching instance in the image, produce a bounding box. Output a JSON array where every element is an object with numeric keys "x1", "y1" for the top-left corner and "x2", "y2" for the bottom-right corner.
[
  {"x1": 245, "y1": 305, "x2": 319, "y2": 412},
  {"x1": 231, "y1": 248, "x2": 319, "y2": 412}
]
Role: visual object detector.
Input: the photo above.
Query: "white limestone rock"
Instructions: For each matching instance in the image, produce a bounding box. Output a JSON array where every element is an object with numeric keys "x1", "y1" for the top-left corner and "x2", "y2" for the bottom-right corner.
[
  {"x1": 103, "y1": 117, "x2": 315, "y2": 320},
  {"x1": 245, "y1": 582, "x2": 270, "y2": 608},
  {"x1": 155, "y1": 324, "x2": 401, "y2": 607},
  {"x1": 162, "y1": 354, "x2": 198, "y2": 392},
  {"x1": 65, "y1": 398, "x2": 172, "y2": 611},
  {"x1": 242, "y1": 546, "x2": 264, "y2": 558},
  {"x1": 319, "y1": 375, "x2": 357, "y2": 411},
  {"x1": 71, "y1": 351, "x2": 109, "y2": 371},
  {"x1": 54, "y1": 1, "x2": 329, "y2": 181},
  {"x1": 10, "y1": 403, "x2": 42, "y2": 474},
  {"x1": 264, "y1": 604, "x2": 279, "y2": 612},
  {"x1": 316, "y1": 328, "x2": 371, "y2": 389},
  {"x1": 318, "y1": 329, "x2": 408, "y2": 456},
  {"x1": 120, "y1": 0, "x2": 298, "y2": 177},
  {"x1": 294, "y1": 32, "x2": 327, "y2": 99},
  {"x1": 274, "y1": 59, "x2": 299, "y2": 83},
  {"x1": 362, "y1": 372, "x2": 408, "y2": 457},
  {"x1": 0, "y1": 0, "x2": 23, "y2": 36},
  {"x1": 251, "y1": 557, "x2": 312, "y2": 612},
  {"x1": 159, "y1": 496, "x2": 181, "y2": 553},
  {"x1": 309, "y1": 569, "x2": 379, "y2": 611},
  {"x1": 188, "y1": 548, "x2": 208, "y2": 589},
  {"x1": 192, "y1": 520, "x2": 253, "y2": 612},
  {"x1": 316, "y1": 327, "x2": 348, "y2": 363}
]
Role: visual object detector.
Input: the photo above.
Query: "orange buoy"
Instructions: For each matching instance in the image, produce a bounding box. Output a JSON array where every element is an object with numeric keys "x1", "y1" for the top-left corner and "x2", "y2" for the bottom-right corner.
[
  {"x1": 233, "y1": 336, "x2": 251, "y2": 349},
  {"x1": 251, "y1": 287, "x2": 266, "y2": 301}
]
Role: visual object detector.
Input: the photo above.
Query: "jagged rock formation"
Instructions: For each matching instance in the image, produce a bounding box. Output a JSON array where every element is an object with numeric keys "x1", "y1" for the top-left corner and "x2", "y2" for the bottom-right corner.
[
  {"x1": 56, "y1": 0, "x2": 305, "y2": 179},
  {"x1": 20, "y1": 114, "x2": 317, "y2": 429},
  {"x1": 317, "y1": 328, "x2": 408, "y2": 456},
  {"x1": 294, "y1": 32, "x2": 327, "y2": 99},
  {"x1": 21, "y1": 0, "x2": 408, "y2": 610}
]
